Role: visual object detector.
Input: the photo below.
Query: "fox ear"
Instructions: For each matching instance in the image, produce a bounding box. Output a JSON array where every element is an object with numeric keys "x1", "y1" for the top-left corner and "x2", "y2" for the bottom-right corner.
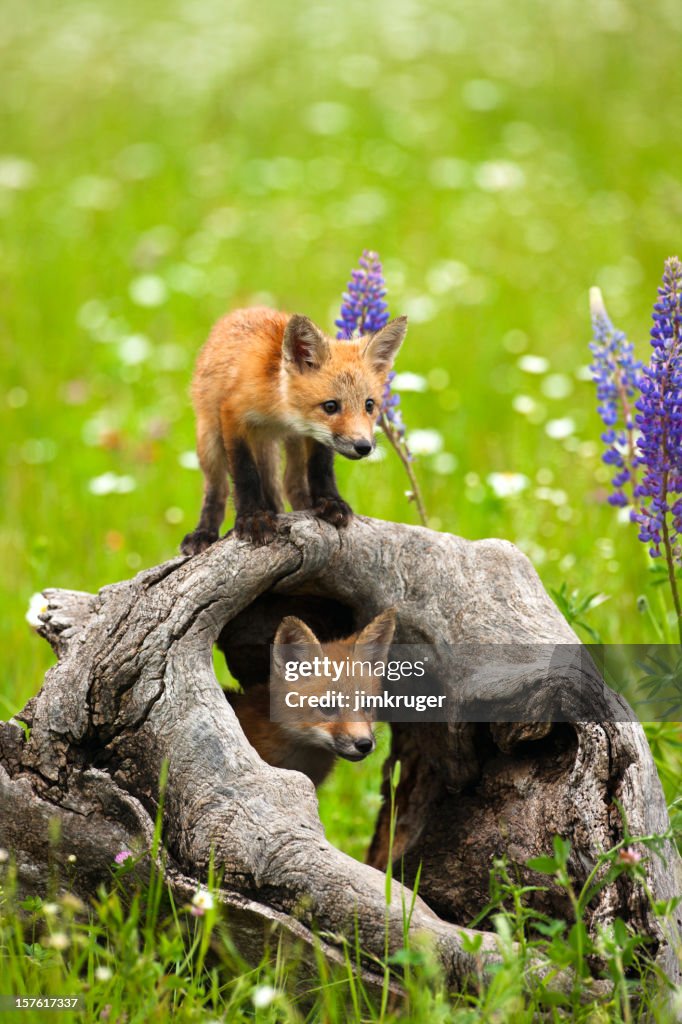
[
  {"x1": 354, "y1": 608, "x2": 396, "y2": 665},
  {"x1": 273, "y1": 616, "x2": 323, "y2": 672},
  {"x1": 363, "y1": 316, "x2": 407, "y2": 375},
  {"x1": 283, "y1": 315, "x2": 331, "y2": 372}
]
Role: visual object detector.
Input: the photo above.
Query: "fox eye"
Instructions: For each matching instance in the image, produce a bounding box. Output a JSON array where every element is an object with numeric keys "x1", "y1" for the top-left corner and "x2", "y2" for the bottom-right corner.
[
  {"x1": 322, "y1": 400, "x2": 339, "y2": 415},
  {"x1": 365, "y1": 399, "x2": 375, "y2": 414},
  {"x1": 319, "y1": 705, "x2": 339, "y2": 718}
]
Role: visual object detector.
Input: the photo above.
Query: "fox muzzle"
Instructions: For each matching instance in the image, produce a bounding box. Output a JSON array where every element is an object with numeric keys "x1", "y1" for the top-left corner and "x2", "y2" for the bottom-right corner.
[{"x1": 334, "y1": 436, "x2": 375, "y2": 460}]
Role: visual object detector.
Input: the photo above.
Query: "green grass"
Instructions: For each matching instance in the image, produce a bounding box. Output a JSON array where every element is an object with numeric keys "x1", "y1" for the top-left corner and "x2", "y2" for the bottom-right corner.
[
  {"x1": 1, "y1": 803, "x2": 680, "y2": 1023},
  {"x1": 2, "y1": 0, "x2": 682, "y2": 1019}
]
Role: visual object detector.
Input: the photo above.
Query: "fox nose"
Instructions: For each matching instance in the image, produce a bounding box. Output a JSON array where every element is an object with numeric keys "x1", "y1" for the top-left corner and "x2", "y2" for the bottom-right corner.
[
  {"x1": 353, "y1": 440, "x2": 372, "y2": 457},
  {"x1": 354, "y1": 737, "x2": 374, "y2": 755}
]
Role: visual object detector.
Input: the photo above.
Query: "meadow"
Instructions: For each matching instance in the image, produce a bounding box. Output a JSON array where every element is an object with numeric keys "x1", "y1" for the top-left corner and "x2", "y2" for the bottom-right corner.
[{"x1": 2, "y1": 0, "x2": 682, "y2": 1019}]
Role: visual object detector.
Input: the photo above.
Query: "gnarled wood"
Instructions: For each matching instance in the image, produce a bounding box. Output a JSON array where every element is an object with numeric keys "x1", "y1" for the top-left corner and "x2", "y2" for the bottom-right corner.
[{"x1": 1, "y1": 514, "x2": 680, "y2": 987}]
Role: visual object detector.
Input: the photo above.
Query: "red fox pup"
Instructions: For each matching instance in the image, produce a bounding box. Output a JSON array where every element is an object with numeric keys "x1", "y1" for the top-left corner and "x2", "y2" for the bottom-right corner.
[
  {"x1": 181, "y1": 307, "x2": 408, "y2": 553},
  {"x1": 227, "y1": 608, "x2": 396, "y2": 787}
]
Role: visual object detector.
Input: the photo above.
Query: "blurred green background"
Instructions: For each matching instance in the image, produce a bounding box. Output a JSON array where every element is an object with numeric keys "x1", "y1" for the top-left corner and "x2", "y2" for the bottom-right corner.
[{"x1": 2, "y1": 0, "x2": 682, "y2": 855}]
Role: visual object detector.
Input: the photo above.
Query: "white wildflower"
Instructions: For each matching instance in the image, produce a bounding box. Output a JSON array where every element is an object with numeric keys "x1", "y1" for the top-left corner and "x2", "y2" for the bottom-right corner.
[
  {"x1": 251, "y1": 984, "x2": 277, "y2": 1009},
  {"x1": 545, "y1": 417, "x2": 576, "y2": 440},
  {"x1": 26, "y1": 593, "x2": 48, "y2": 628},
  {"x1": 487, "y1": 472, "x2": 530, "y2": 498},
  {"x1": 405, "y1": 429, "x2": 443, "y2": 456},
  {"x1": 88, "y1": 473, "x2": 136, "y2": 496},
  {"x1": 129, "y1": 274, "x2": 167, "y2": 308},
  {"x1": 512, "y1": 395, "x2": 536, "y2": 415},
  {"x1": 118, "y1": 334, "x2": 151, "y2": 366},
  {"x1": 518, "y1": 354, "x2": 549, "y2": 375},
  {"x1": 191, "y1": 889, "x2": 214, "y2": 915},
  {"x1": 390, "y1": 372, "x2": 428, "y2": 392}
]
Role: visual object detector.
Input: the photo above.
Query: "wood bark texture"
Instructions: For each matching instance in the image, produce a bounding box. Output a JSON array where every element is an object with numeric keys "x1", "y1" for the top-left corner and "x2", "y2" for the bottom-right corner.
[{"x1": 1, "y1": 514, "x2": 680, "y2": 988}]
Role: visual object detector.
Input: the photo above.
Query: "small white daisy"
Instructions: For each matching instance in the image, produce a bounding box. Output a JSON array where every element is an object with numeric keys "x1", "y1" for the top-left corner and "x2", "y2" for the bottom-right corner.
[
  {"x1": 518, "y1": 354, "x2": 549, "y2": 375},
  {"x1": 252, "y1": 984, "x2": 277, "y2": 1009},
  {"x1": 26, "y1": 593, "x2": 48, "y2": 628},
  {"x1": 405, "y1": 429, "x2": 443, "y2": 456},
  {"x1": 191, "y1": 889, "x2": 215, "y2": 915},
  {"x1": 545, "y1": 417, "x2": 576, "y2": 440},
  {"x1": 390, "y1": 372, "x2": 428, "y2": 392},
  {"x1": 487, "y1": 472, "x2": 530, "y2": 499}
]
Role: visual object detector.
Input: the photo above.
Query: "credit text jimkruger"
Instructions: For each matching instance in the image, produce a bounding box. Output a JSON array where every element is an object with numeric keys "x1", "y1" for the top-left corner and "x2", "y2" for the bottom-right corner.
[{"x1": 279, "y1": 653, "x2": 446, "y2": 713}]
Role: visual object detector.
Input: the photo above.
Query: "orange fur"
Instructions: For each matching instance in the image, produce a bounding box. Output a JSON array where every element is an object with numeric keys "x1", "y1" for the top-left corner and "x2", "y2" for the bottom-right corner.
[
  {"x1": 227, "y1": 609, "x2": 396, "y2": 787},
  {"x1": 181, "y1": 307, "x2": 407, "y2": 552}
]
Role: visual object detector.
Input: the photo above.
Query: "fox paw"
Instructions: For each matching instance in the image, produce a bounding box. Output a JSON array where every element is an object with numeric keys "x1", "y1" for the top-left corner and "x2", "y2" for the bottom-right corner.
[
  {"x1": 313, "y1": 497, "x2": 353, "y2": 528},
  {"x1": 233, "y1": 511, "x2": 278, "y2": 545},
  {"x1": 180, "y1": 529, "x2": 219, "y2": 555}
]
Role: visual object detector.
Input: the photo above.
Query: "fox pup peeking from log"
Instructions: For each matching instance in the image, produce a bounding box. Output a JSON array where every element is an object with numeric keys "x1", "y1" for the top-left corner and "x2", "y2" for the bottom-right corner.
[
  {"x1": 181, "y1": 307, "x2": 408, "y2": 552},
  {"x1": 227, "y1": 608, "x2": 396, "y2": 787}
]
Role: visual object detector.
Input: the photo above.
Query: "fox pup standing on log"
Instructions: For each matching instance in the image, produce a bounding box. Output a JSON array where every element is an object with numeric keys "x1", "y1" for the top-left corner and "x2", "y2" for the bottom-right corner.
[
  {"x1": 227, "y1": 608, "x2": 396, "y2": 787},
  {"x1": 181, "y1": 307, "x2": 408, "y2": 553}
]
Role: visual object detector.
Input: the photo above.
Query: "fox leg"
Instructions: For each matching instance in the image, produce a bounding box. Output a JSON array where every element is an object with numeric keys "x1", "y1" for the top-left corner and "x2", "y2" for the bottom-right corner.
[
  {"x1": 180, "y1": 418, "x2": 229, "y2": 555},
  {"x1": 228, "y1": 436, "x2": 279, "y2": 544},
  {"x1": 307, "y1": 441, "x2": 353, "y2": 528},
  {"x1": 283, "y1": 436, "x2": 312, "y2": 510},
  {"x1": 254, "y1": 438, "x2": 285, "y2": 514}
]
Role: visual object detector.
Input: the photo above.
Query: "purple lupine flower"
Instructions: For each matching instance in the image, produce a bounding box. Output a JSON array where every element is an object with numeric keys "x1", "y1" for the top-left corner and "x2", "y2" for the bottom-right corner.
[
  {"x1": 336, "y1": 250, "x2": 408, "y2": 440},
  {"x1": 632, "y1": 257, "x2": 682, "y2": 558},
  {"x1": 381, "y1": 370, "x2": 407, "y2": 441},
  {"x1": 589, "y1": 287, "x2": 643, "y2": 507},
  {"x1": 335, "y1": 250, "x2": 389, "y2": 339}
]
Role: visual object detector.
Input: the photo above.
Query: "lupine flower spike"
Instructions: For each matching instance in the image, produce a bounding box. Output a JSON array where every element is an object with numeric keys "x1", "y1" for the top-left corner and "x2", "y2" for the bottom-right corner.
[
  {"x1": 589, "y1": 287, "x2": 642, "y2": 508},
  {"x1": 335, "y1": 252, "x2": 389, "y2": 339},
  {"x1": 336, "y1": 250, "x2": 428, "y2": 525},
  {"x1": 590, "y1": 257, "x2": 682, "y2": 643},
  {"x1": 632, "y1": 257, "x2": 682, "y2": 636}
]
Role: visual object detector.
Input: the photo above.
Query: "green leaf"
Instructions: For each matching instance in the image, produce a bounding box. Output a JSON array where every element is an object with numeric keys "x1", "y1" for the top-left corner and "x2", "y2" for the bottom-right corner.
[
  {"x1": 653, "y1": 896, "x2": 682, "y2": 917},
  {"x1": 527, "y1": 856, "x2": 558, "y2": 875},
  {"x1": 552, "y1": 835, "x2": 571, "y2": 865},
  {"x1": 534, "y1": 919, "x2": 566, "y2": 938},
  {"x1": 461, "y1": 932, "x2": 484, "y2": 955}
]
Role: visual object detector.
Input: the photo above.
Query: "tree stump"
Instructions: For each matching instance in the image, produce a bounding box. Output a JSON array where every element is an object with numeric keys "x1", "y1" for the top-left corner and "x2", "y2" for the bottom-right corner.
[{"x1": 1, "y1": 515, "x2": 680, "y2": 988}]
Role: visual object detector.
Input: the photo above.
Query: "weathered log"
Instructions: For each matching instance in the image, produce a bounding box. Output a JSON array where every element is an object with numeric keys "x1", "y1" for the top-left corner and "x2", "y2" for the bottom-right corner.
[{"x1": 1, "y1": 514, "x2": 680, "y2": 988}]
